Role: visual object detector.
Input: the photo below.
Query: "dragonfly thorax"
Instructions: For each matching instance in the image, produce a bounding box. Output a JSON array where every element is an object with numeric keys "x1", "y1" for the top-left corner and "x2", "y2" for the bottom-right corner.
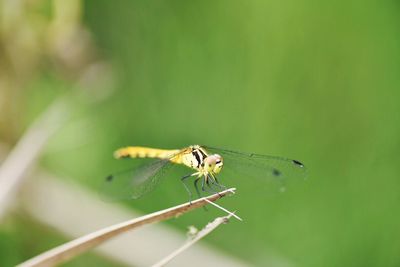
[{"x1": 180, "y1": 146, "x2": 224, "y2": 175}]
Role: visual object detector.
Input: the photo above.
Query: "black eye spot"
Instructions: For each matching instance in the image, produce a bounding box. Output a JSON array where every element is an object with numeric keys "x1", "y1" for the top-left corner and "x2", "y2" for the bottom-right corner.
[
  {"x1": 272, "y1": 169, "x2": 281, "y2": 176},
  {"x1": 292, "y1": 160, "x2": 304, "y2": 167},
  {"x1": 106, "y1": 175, "x2": 114, "y2": 182}
]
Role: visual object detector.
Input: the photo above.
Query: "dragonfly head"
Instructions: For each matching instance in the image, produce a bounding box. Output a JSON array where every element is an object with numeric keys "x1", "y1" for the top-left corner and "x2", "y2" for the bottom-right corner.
[{"x1": 204, "y1": 154, "x2": 223, "y2": 174}]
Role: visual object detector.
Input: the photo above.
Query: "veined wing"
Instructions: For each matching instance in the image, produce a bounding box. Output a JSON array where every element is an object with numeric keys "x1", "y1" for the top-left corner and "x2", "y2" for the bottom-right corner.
[
  {"x1": 204, "y1": 146, "x2": 307, "y2": 192},
  {"x1": 101, "y1": 150, "x2": 184, "y2": 201}
]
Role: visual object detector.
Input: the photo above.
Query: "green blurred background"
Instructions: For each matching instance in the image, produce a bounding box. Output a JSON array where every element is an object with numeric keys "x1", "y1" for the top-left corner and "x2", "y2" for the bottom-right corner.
[{"x1": 1, "y1": 0, "x2": 400, "y2": 266}]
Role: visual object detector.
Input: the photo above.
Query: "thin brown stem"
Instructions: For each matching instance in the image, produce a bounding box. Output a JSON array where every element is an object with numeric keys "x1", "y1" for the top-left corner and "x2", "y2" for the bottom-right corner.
[
  {"x1": 17, "y1": 188, "x2": 236, "y2": 267},
  {"x1": 151, "y1": 213, "x2": 235, "y2": 267}
]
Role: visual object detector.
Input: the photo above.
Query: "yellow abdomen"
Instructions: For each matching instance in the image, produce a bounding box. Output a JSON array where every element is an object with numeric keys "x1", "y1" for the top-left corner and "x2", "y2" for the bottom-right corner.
[{"x1": 114, "y1": 146, "x2": 185, "y2": 164}]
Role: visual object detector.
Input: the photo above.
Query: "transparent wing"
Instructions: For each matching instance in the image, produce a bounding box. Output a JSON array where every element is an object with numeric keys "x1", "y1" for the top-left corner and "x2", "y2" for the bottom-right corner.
[
  {"x1": 101, "y1": 151, "x2": 184, "y2": 201},
  {"x1": 204, "y1": 146, "x2": 307, "y2": 193},
  {"x1": 101, "y1": 159, "x2": 172, "y2": 201}
]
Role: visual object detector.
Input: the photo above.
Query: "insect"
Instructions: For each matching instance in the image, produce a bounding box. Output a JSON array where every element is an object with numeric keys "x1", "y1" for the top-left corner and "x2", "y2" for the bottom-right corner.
[{"x1": 103, "y1": 145, "x2": 306, "y2": 201}]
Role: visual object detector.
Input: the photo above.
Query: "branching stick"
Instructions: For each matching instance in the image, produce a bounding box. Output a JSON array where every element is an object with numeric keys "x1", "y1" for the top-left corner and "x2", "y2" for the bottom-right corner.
[{"x1": 17, "y1": 188, "x2": 236, "y2": 267}]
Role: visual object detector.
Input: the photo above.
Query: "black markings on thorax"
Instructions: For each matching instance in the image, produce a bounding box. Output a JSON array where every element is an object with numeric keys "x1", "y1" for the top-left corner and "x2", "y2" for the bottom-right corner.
[
  {"x1": 192, "y1": 151, "x2": 201, "y2": 167},
  {"x1": 191, "y1": 148, "x2": 208, "y2": 168}
]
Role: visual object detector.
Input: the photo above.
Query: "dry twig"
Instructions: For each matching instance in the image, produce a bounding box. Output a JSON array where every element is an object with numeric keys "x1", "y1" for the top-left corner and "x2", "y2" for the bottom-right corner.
[
  {"x1": 17, "y1": 188, "x2": 236, "y2": 267},
  {"x1": 151, "y1": 213, "x2": 235, "y2": 267}
]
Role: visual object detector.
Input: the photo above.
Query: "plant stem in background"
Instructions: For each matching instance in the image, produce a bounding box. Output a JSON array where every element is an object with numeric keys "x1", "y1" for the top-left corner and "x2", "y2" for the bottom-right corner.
[{"x1": 0, "y1": 96, "x2": 70, "y2": 219}]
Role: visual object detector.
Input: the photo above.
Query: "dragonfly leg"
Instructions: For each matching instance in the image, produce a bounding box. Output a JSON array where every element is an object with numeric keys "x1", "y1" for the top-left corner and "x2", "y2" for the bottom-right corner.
[
  {"x1": 194, "y1": 177, "x2": 202, "y2": 199},
  {"x1": 201, "y1": 178, "x2": 217, "y2": 207},
  {"x1": 202, "y1": 175, "x2": 221, "y2": 196},
  {"x1": 210, "y1": 174, "x2": 226, "y2": 190},
  {"x1": 181, "y1": 174, "x2": 193, "y2": 204},
  {"x1": 200, "y1": 177, "x2": 217, "y2": 195},
  {"x1": 195, "y1": 177, "x2": 208, "y2": 211},
  {"x1": 207, "y1": 174, "x2": 225, "y2": 194}
]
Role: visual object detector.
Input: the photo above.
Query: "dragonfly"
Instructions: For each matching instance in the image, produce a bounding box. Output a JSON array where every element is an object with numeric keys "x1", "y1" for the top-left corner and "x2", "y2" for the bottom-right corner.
[{"x1": 103, "y1": 145, "x2": 306, "y2": 201}]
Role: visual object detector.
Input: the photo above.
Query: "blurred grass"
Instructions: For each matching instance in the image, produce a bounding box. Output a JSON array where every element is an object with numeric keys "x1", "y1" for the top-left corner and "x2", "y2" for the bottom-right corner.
[{"x1": 2, "y1": 0, "x2": 400, "y2": 266}]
